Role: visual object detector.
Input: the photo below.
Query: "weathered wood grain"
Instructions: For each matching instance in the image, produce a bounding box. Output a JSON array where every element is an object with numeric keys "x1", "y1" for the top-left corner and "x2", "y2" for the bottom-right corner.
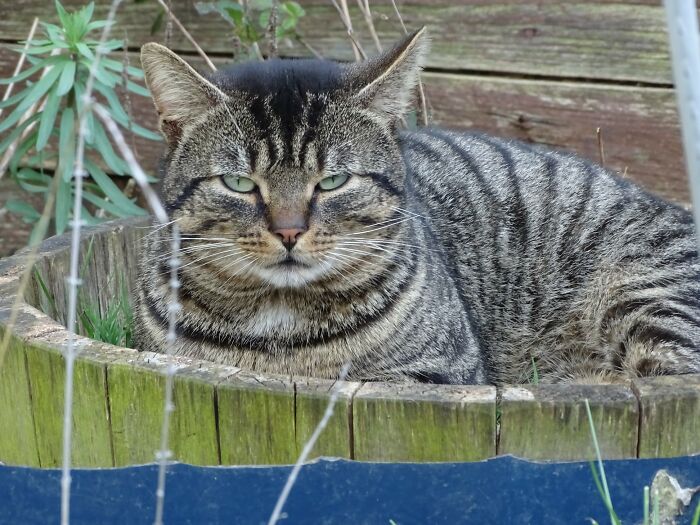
[
  {"x1": 24, "y1": 343, "x2": 114, "y2": 467},
  {"x1": 353, "y1": 382, "x2": 496, "y2": 462},
  {"x1": 294, "y1": 377, "x2": 360, "y2": 459},
  {"x1": 5, "y1": 218, "x2": 700, "y2": 468},
  {"x1": 0, "y1": 328, "x2": 40, "y2": 466},
  {"x1": 108, "y1": 351, "x2": 223, "y2": 466},
  {"x1": 633, "y1": 375, "x2": 700, "y2": 458},
  {"x1": 0, "y1": 1, "x2": 683, "y2": 84},
  {"x1": 0, "y1": 44, "x2": 687, "y2": 205},
  {"x1": 426, "y1": 74, "x2": 687, "y2": 204},
  {"x1": 499, "y1": 384, "x2": 639, "y2": 460},
  {"x1": 217, "y1": 370, "x2": 297, "y2": 465}
]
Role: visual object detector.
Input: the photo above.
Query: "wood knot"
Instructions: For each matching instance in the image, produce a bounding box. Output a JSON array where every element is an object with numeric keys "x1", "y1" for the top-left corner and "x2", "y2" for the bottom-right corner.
[{"x1": 519, "y1": 27, "x2": 539, "y2": 38}]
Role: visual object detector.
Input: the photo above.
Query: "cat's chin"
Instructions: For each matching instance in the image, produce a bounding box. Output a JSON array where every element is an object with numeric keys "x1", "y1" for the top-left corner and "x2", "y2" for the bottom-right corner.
[{"x1": 253, "y1": 263, "x2": 330, "y2": 289}]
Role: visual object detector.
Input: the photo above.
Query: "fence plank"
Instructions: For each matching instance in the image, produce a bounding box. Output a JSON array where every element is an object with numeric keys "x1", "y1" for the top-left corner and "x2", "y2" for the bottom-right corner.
[
  {"x1": 0, "y1": 45, "x2": 686, "y2": 205},
  {"x1": 217, "y1": 370, "x2": 297, "y2": 465},
  {"x1": 499, "y1": 384, "x2": 639, "y2": 460},
  {"x1": 633, "y1": 375, "x2": 700, "y2": 458},
  {"x1": 0, "y1": 0, "x2": 682, "y2": 84},
  {"x1": 353, "y1": 383, "x2": 496, "y2": 462},
  {"x1": 294, "y1": 377, "x2": 360, "y2": 460}
]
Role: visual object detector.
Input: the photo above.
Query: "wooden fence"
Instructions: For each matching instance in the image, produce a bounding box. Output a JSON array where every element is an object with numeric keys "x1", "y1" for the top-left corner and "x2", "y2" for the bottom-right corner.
[
  {"x1": 0, "y1": 218, "x2": 699, "y2": 467},
  {"x1": 0, "y1": 0, "x2": 697, "y2": 256}
]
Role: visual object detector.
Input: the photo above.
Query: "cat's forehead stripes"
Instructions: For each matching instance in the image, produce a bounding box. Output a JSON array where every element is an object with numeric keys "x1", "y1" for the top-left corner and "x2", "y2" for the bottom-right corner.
[{"x1": 207, "y1": 58, "x2": 345, "y2": 172}]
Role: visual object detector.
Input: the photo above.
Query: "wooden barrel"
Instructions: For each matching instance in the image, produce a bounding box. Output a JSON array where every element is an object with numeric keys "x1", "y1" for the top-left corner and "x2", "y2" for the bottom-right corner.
[{"x1": 0, "y1": 218, "x2": 699, "y2": 468}]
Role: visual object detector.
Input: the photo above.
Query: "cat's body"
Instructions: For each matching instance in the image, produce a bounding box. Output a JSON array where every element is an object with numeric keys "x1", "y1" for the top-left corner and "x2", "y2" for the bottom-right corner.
[{"x1": 134, "y1": 31, "x2": 700, "y2": 384}]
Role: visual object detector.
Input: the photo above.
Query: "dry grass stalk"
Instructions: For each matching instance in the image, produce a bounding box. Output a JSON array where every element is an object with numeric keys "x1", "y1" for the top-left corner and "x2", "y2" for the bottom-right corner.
[
  {"x1": 0, "y1": 17, "x2": 39, "y2": 118},
  {"x1": 297, "y1": 36, "x2": 323, "y2": 59},
  {"x1": 164, "y1": 0, "x2": 174, "y2": 48},
  {"x1": 390, "y1": 0, "x2": 429, "y2": 126},
  {"x1": 596, "y1": 127, "x2": 606, "y2": 166},
  {"x1": 268, "y1": 364, "x2": 351, "y2": 525},
  {"x1": 356, "y1": 0, "x2": 382, "y2": 52},
  {"x1": 155, "y1": 0, "x2": 217, "y2": 71},
  {"x1": 267, "y1": 0, "x2": 279, "y2": 58},
  {"x1": 331, "y1": 0, "x2": 367, "y2": 61}
]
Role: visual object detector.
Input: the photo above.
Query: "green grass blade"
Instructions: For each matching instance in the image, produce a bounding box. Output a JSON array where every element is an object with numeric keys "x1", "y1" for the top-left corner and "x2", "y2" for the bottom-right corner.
[
  {"x1": 691, "y1": 497, "x2": 700, "y2": 525},
  {"x1": 585, "y1": 399, "x2": 621, "y2": 525},
  {"x1": 33, "y1": 269, "x2": 59, "y2": 317}
]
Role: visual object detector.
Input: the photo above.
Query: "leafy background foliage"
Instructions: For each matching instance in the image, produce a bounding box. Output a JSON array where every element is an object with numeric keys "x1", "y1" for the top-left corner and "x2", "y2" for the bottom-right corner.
[
  {"x1": 195, "y1": 0, "x2": 305, "y2": 59},
  {"x1": 1, "y1": 1, "x2": 159, "y2": 243}
]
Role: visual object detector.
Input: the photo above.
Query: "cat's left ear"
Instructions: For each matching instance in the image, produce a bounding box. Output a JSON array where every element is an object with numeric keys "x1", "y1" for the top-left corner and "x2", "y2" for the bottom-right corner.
[{"x1": 348, "y1": 27, "x2": 428, "y2": 123}]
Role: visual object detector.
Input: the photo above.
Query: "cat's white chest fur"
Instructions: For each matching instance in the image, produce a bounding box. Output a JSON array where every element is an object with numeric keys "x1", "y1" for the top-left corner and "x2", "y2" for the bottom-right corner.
[{"x1": 246, "y1": 303, "x2": 298, "y2": 336}]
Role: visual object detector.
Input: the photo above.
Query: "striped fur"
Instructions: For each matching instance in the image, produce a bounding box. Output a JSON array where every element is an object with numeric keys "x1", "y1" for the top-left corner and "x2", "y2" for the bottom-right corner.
[{"x1": 133, "y1": 32, "x2": 700, "y2": 384}]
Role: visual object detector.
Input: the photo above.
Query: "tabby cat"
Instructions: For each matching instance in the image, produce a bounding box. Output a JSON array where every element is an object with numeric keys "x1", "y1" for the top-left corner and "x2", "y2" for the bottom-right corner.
[{"x1": 134, "y1": 29, "x2": 700, "y2": 384}]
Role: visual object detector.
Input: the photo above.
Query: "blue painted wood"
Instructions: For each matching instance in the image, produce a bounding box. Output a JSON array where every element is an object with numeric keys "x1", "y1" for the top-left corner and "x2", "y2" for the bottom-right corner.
[{"x1": 1, "y1": 455, "x2": 699, "y2": 524}]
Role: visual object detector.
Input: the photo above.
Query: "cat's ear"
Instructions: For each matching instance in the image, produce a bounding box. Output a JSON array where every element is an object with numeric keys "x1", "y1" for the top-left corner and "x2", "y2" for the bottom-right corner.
[
  {"x1": 140, "y1": 43, "x2": 228, "y2": 145},
  {"x1": 348, "y1": 28, "x2": 428, "y2": 123}
]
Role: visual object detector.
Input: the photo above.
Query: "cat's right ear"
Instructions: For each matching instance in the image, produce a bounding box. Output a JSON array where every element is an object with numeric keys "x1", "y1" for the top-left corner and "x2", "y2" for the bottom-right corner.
[{"x1": 140, "y1": 43, "x2": 228, "y2": 145}]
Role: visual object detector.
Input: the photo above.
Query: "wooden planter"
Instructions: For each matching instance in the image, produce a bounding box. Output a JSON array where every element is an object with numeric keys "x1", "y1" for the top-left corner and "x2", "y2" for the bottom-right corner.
[{"x1": 0, "y1": 218, "x2": 699, "y2": 468}]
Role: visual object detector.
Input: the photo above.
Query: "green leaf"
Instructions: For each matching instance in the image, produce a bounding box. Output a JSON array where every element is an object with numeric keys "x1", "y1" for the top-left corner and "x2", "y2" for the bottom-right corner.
[
  {"x1": 93, "y1": 81, "x2": 128, "y2": 122},
  {"x1": 75, "y1": 42, "x2": 95, "y2": 60},
  {"x1": 82, "y1": 191, "x2": 132, "y2": 218},
  {"x1": 282, "y1": 2, "x2": 305, "y2": 18},
  {"x1": 0, "y1": 113, "x2": 42, "y2": 157},
  {"x1": 36, "y1": 84, "x2": 61, "y2": 151},
  {"x1": 125, "y1": 80, "x2": 150, "y2": 97},
  {"x1": 82, "y1": 61, "x2": 120, "y2": 87},
  {"x1": 0, "y1": 55, "x2": 63, "y2": 85},
  {"x1": 84, "y1": 159, "x2": 145, "y2": 215},
  {"x1": 55, "y1": 175, "x2": 71, "y2": 234},
  {"x1": 5, "y1": 199, "x2": 40, "y2": 221},
  {"x1": 9, "y1": 131, "x2": 39, "y2": 173},
  {"x1": 101, "y1": 58, "x2": 145, "y2": 78},
  {"x1": 55, "y1": 0, "x2": 71, "y2": 32},
  {"x1": 91, "y1": 118, "x2": 126, "y2": 175},
  {"x1": 86, "y1": 20, "x2": 110, "y2": 32},
  {"x1": 81, "y1": 2, "x2": 95, "y2": 26},
  {"x1": 21, "y1": 45, "x2": 63, "y2": 55},
  {"x1": 0, "y1": 86, "x2": 33, "y2": 109},
  {"x1": 42, "y1": 23, "x2": 66, "y2": 46},
  {"x1": 0, "y1": 63, "x2": 63, "y2": 134},
  {"x1": 58, "y1": 107, "x2": 76, "y2": 182},
  {"x1": 15, "y1": 167, "x2": 52, "y2": 193},
  {"x1": 56, "y1": 60, "x2": 76, "y2": 95},
  {"x1": 150, "y1": 9, "x2": 165, "y2": 35}
]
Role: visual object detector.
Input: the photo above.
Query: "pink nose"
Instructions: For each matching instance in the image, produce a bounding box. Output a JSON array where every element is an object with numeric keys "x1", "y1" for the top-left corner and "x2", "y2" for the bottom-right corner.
[{"x1": 274, "y1": 228, "x2": 306, "y2": 249}]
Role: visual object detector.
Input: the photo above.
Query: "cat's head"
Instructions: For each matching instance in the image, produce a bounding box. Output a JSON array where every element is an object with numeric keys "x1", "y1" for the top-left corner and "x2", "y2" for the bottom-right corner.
[{"x1": 140, "y1": 30, "x2": 427, "y2": 289}]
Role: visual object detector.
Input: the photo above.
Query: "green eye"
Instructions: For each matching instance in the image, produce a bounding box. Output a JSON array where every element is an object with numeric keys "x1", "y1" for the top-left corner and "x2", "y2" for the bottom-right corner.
[
  {"x1": 318, "y1": 174, "x2": 349, "y2": 191},
  {"x1": 222, "y1": 175, "x2": 257, "y2": 193}
]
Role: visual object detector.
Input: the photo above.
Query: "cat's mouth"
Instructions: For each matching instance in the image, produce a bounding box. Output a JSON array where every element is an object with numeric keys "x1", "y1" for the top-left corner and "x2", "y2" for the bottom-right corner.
[{"x1": 274, "y1": 255, "x2": 310, "y2": 268}]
